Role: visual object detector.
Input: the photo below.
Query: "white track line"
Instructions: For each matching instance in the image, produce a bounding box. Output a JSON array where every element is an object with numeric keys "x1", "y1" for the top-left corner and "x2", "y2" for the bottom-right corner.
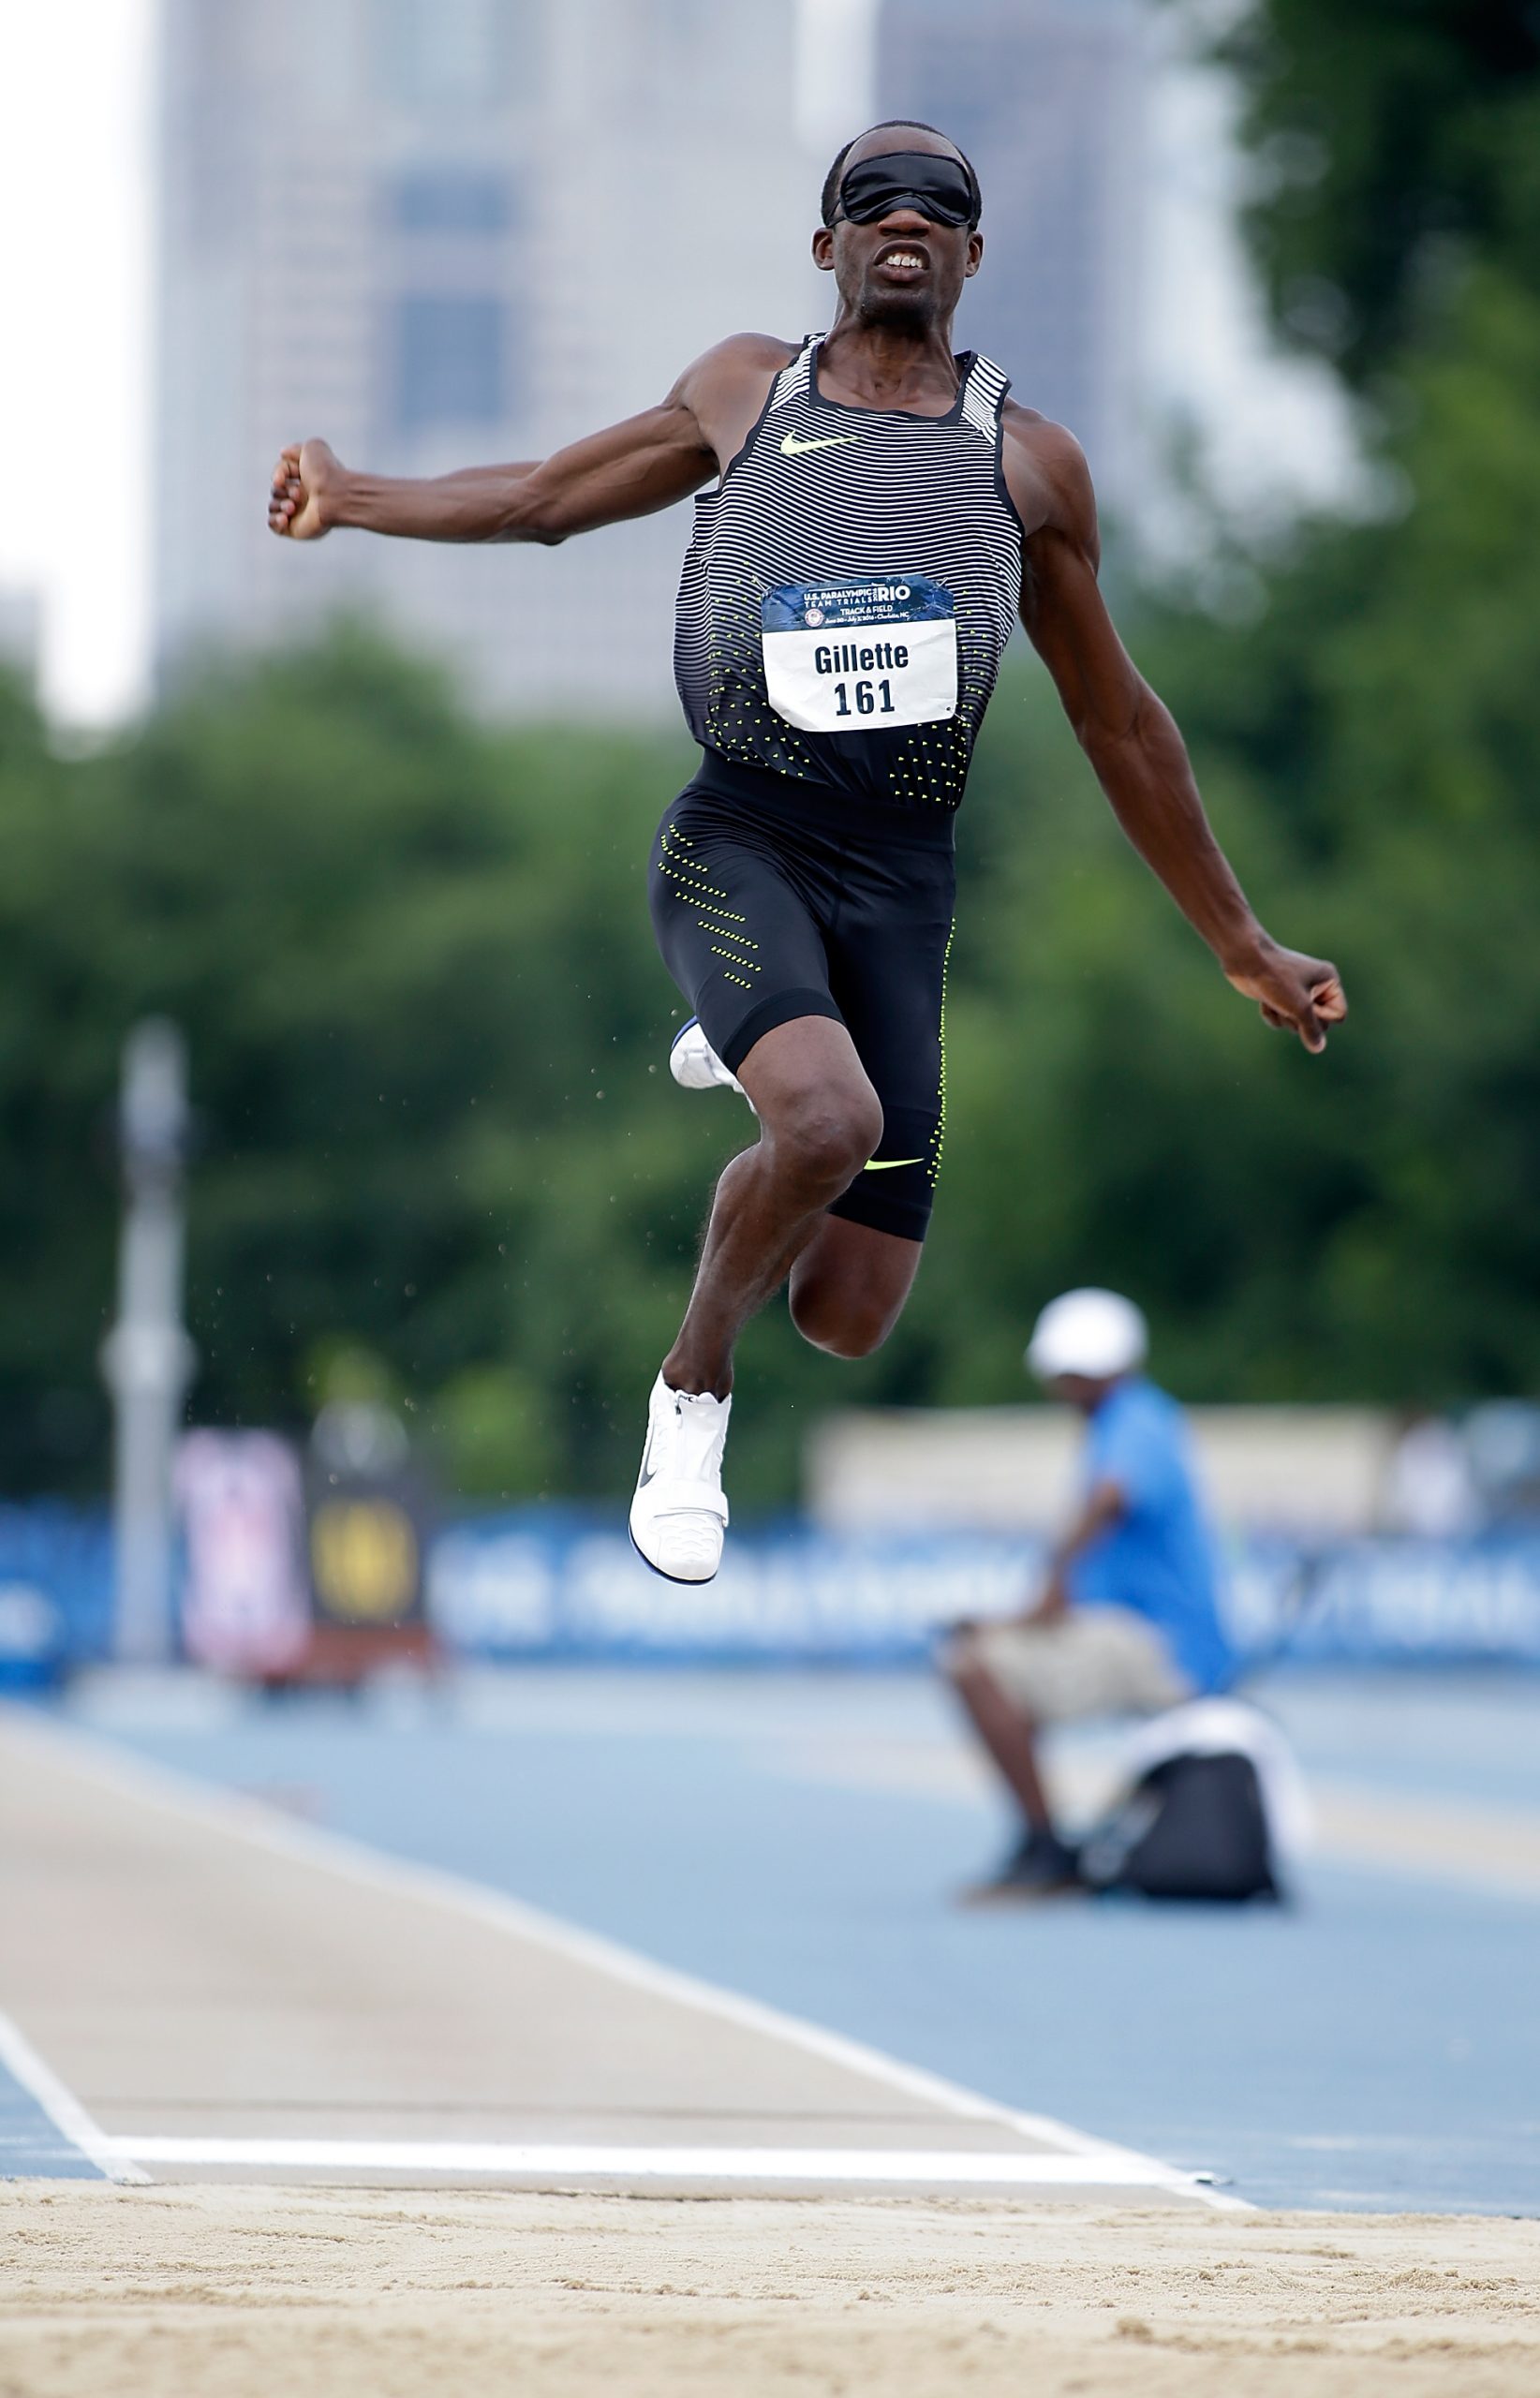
[
  {"x1": 103, "y1": 2136, "x2": 1201, "y2": 2188},
  {"x1": 0, "y1": 1705, "x2": 1243, "y2": 2209},
  {"x1": 0, "y1": 2006, "x2": 149, "y2": 2183}
]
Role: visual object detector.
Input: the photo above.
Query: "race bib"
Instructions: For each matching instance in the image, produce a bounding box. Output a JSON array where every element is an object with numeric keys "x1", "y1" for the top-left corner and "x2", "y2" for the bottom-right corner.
[{"x1": 761, "y1": 575, "x2": 957, "y2": 733}]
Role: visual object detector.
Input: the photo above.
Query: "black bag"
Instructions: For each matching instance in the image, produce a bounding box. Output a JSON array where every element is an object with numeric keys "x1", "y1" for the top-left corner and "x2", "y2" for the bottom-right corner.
[{"x1": 1076, "y1": 1750, "x2": 1280, "y2": 1903}]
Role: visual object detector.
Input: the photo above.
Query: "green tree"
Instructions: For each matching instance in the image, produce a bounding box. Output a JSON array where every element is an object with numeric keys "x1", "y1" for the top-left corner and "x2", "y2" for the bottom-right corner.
[
  {"x1": 0, "y1": 632, "x2": 929, "y2": 1507},
  {"x1": 10, "y1": 6, "x2": 1540, "y2": 1502},
  {"x1": 1221, "y1": 0, "x2": 1540, "y2": 383}
]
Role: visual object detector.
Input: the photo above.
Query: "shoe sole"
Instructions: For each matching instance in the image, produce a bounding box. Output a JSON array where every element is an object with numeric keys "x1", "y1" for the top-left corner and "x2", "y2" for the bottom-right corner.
[
  {"x1": 956, "y1": 1877, "x2": 1086, "y2": 1906},
  {"x1": 628, "y1": 1517, "x2": 722, "y2": 1588},
  {"x1": 950, "y1": 1880, "x2": 1079, "y2": 1899}
]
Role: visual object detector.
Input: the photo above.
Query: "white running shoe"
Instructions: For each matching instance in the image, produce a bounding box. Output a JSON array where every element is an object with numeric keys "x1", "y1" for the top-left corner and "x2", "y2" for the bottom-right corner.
[
  {"x1": 629, "y1": 1371, "x2": 732, "y2": 1584},
  {"x1": 670, "y1": 1016, "x2": 748, "y2": 1100}
]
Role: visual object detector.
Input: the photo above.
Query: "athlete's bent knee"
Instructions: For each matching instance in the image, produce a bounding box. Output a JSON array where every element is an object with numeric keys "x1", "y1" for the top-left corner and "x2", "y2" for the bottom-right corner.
[
  {"x1": 788, "y1": 1280, "x2": 899, "y2": 1360},
  {"x1": 767, "y1": 1082, "x2": 882, "y2": 1202}
]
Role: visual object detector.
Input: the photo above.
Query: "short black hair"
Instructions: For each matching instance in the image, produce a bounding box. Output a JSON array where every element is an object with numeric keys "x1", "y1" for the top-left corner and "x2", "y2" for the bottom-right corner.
[{"x1": 820, "y1": 120, "x2": 982, "y2": 229}]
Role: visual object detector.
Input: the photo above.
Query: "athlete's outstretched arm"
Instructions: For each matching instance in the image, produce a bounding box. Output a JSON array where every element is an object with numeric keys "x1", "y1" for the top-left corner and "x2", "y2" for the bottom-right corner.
[
  {"x1": 268, "y1": 335, "x2": 787, "y2": 548},
  {"x1": 268, "y1": 404, "x2": 709, "y2": 546},
  {"x1": 1005, "y1": 419, "x2": 1346, "y2": 1052}
]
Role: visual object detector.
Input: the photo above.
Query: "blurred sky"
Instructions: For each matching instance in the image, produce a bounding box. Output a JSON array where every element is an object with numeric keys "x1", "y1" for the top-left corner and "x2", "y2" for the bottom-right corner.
[{"x1": 1, "y1": 0, "x2": 1355, "y2": 730}]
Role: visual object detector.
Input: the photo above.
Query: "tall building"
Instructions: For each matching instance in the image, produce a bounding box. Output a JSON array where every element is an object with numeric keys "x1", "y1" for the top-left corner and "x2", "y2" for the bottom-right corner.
[
  {"x1": 154, "y1": 0, "x2": 1149, "y2": 715},
  {"x1": 154, "y1": 0, "x2": 824, "y2": 716},
  {"x1": 875, "y1": 0, "x2": 1148, "y2": 512}
]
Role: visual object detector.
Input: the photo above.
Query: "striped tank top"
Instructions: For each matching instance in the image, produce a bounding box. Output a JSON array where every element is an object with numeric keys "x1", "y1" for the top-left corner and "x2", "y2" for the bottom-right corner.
[{"x1": 674, "y1": 333, "x2": 1024, "y2": 813}]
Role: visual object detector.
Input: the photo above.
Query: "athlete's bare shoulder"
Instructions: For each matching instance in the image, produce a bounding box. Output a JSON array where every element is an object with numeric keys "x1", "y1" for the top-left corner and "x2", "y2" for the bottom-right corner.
[
  {"x1": 999, "y1": 397, "x2": 1097, "y2": 548},
  {"x1": 675, "y1": 332, "x2": 798, "y2": 407},
  {"x1": 694, "y1": 331, "x2": 801, "y2": 375},
  {"x1": 675, "y1": 333, "x2": 801, "y2": 475}
]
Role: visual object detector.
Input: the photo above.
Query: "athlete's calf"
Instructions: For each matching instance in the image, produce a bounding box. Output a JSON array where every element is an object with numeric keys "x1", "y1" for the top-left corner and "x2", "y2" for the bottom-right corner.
[
  {"x1": 661, "y1": 1017, "x2": 882, "y2": 1399},
  {"x1": 789, "y1": 1216, "x2": 921, "y2": 1358}
]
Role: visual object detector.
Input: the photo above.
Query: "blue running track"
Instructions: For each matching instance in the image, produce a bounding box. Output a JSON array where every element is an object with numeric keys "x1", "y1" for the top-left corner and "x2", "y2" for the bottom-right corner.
[{"x1": 39, "y1": 1665, "x2": 1540, "y2": 2213}]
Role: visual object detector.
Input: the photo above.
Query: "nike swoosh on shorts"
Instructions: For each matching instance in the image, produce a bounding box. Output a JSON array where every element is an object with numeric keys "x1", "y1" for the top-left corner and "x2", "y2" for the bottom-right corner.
[{"x1": 864, "y1": 1157, "x2": 925, "y2": 1172}]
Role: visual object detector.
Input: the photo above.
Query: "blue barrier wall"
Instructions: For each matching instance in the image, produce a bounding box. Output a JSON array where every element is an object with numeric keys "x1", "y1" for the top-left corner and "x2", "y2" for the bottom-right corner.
[
  {"x1": 0, "y1": 1505, "x2": 112, "y2": 1685},
  {"x1": 427, "y1": 1516, "x2": 1540, "y2": 1669},
  {"x1": 7, "y1": 1502, "x2": 1540, "y2": 1680}
]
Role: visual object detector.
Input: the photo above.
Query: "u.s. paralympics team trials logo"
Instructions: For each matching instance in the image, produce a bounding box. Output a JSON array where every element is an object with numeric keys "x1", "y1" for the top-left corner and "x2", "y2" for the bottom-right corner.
[{"x1": 761, "y1": 575, "x2": 955, "y2": 635}]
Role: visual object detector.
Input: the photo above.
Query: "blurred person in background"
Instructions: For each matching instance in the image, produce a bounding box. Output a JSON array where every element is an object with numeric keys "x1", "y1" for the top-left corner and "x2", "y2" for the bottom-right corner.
[
  {"x1": 943, "y1": 1290, "x2": 1235, "y2": 1899},
  {"x1": 269, "y1": 123, "x2": 1344, "y2": 1592},
  {"x1": 1383, "y1": 1410, "x2": 1481, "y2": 1540}
]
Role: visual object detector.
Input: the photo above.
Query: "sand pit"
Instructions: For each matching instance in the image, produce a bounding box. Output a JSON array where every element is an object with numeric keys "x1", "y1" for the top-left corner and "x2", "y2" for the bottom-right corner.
[{"x1": 3, "y1": 2183, "x2": 1538, "y2": 2397}]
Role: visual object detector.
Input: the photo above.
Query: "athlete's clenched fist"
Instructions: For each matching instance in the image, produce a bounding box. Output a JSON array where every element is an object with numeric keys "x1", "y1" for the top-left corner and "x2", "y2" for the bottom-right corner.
[
  {"x1": 1223, "y1": 940, "x2": 1348, "y2": 1055},
  {"x1": 268, "y1": 438, "x2": 346, "y2": 540}
]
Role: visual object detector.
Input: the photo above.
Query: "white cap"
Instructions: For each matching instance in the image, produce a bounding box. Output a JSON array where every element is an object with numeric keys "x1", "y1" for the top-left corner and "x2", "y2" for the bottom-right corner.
[{"x1": 1025, "y1": 1288, "x2": 1148, "y2": 1383}]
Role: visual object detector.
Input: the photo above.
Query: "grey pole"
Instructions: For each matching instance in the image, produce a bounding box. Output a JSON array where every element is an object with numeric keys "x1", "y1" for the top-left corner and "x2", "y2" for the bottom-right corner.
[{"x1": 100, "y1": 1020, "x2": 197, "y2": 1665}]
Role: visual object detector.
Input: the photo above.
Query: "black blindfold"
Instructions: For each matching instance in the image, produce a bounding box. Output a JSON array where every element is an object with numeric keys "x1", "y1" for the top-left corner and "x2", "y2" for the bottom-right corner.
[{"x1": 832, "y1": 149, "x2": 979, "y2": 229}]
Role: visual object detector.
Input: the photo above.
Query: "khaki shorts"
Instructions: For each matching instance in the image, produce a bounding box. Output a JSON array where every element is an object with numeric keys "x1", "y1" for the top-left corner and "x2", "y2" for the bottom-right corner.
[{"x1": 948, "y1": 1606, "x2": 1191, "y2": 1724}]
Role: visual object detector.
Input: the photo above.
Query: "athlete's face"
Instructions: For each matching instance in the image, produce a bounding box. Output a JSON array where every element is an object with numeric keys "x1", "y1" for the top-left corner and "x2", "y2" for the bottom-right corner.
[
  {"x1": 813, "y1": 125, "x2": 983, "y2": 331},
  {"x1": 1046, "y1": 1372, "x2": 1120, "y2": 1417}
]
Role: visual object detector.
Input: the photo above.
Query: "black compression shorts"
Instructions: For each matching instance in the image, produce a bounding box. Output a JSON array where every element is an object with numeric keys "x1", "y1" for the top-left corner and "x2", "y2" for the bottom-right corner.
[{"x1": 648, "y1": 753, "x2": 955, "y2": 1243}]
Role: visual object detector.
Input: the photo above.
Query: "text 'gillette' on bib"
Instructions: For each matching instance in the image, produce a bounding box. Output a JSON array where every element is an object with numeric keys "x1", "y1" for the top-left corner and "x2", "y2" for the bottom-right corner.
[{"x1": 761, "y1": 575, "x2": 958, "y2": 733}]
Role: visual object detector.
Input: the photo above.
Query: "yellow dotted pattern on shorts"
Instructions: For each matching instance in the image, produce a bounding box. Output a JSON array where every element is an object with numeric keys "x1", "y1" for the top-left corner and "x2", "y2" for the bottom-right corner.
[{"x1": 658, "y1": 821, "x2": 762, "y2": 993}]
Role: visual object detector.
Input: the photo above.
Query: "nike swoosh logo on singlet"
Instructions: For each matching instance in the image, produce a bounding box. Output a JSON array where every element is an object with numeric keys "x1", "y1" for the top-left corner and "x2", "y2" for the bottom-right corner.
[
  {"x1": 864, "y1": 1156, "x2": 925, "y2": 1172},
  {"x1": 779, "y1": 431, "x2": 863, "y2": 456}
]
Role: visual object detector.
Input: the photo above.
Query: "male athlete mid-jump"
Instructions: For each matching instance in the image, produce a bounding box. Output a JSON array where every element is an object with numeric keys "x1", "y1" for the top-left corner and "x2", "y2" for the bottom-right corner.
[{"x1": 270, "y1": 122, "x2": 1346, "y2": 1586}]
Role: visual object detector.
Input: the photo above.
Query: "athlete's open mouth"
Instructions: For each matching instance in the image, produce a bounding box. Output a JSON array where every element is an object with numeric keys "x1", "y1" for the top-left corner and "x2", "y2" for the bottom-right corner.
[{"x1": 873, "y1": 243, "x2": 929, "y2": 275}]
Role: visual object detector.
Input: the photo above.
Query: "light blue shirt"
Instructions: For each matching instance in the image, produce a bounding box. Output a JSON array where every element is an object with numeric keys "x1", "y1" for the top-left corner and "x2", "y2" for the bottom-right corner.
[{"x1": 1069, "y1": 1377, "x2": 1235, "y2": 1695}]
